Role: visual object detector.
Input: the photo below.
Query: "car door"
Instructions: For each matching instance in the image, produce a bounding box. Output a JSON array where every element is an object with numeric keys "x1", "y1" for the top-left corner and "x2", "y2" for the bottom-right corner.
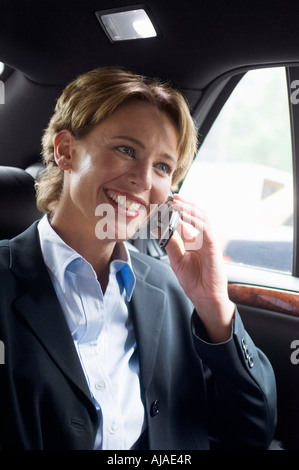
[{"x1": 178, "y1": 65, "x2": 299, "y2": 450}]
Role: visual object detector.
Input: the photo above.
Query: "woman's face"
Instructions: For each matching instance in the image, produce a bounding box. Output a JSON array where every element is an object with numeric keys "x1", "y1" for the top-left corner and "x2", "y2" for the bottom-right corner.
[{"x1": 56, "y1": 100, "x2": 179, "y2": 242}]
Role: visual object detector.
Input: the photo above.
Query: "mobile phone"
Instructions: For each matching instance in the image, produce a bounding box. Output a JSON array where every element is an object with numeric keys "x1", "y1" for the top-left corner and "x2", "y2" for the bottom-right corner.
[{"x1": 149, "y1": 192, "x2": 180, "y2": 248}]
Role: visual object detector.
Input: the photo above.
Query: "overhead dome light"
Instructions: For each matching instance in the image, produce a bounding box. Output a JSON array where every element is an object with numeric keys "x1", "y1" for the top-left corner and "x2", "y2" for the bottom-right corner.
[
  {"x1": 96, "y1": 8, "x2": 157, "y2": 42},
  {"x1": 0, "y1": 62, "x2": 5, "y2": 76}
]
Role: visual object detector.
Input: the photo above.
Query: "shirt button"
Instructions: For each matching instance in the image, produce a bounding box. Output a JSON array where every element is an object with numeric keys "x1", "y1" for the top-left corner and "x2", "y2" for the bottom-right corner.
[
  {"x1": 95, "y1": 380, "x2": 106, "y2": 391},
  {"x1": 109, "y1": 422, "x2": 119, "y2": 434}
]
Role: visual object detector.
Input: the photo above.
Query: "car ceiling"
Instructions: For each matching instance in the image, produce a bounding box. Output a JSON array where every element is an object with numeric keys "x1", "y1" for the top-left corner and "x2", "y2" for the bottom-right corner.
[{"x1": 1, "y1": 0, "x2": 299, "y2": 169}]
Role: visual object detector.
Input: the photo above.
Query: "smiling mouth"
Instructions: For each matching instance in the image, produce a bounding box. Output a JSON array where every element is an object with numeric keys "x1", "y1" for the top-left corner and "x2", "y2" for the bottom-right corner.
[{"x1": 107, "y1": 190, "x2": 143, "y2": 213}]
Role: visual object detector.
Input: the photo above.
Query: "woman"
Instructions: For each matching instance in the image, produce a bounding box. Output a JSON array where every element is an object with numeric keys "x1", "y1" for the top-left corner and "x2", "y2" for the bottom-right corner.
[{"x1": 0, "y1": 67, "x2": 276, "y2": 450}]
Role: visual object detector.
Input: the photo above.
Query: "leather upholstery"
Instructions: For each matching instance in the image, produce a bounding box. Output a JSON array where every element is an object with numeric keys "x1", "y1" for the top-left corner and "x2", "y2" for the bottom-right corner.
[{"x1": 0, "y1": 166, "x2": 42, "y2": 239}]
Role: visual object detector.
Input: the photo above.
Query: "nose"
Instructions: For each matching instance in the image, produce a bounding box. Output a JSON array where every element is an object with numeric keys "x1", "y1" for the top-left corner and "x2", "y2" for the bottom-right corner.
[{"x1": 128, "y1": 160, "x2": 152, "y2": 191}]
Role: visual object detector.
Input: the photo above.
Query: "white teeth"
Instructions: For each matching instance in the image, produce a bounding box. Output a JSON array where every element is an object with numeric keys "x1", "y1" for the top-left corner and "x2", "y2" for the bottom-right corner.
[{"x1": 107, "y1": 191, "x2": 141, "y2": 212}]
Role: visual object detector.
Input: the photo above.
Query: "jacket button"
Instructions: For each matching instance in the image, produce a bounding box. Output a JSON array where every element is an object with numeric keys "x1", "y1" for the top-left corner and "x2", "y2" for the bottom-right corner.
[
  {"x1": 150, "y1": 400, "x2": 160, "y2": 417},
  {"x1": 242, "y1": 337, "x2": 254, "y2": 368}
]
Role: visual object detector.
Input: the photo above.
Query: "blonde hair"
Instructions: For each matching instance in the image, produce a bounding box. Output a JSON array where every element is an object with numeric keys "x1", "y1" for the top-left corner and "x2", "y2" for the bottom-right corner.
[{"x1": 36, "y1": 66, "x2": 198, "y2": 214}]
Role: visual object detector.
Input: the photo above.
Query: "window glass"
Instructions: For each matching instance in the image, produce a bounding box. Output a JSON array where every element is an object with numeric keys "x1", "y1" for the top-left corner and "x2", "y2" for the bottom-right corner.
[{"x1": 180, "y1": 67, "x2": 293, "y2": 273}]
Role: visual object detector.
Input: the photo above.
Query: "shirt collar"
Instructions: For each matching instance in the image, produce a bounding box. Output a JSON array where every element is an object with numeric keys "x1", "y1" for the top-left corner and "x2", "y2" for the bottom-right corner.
[{"x1": 37, "y1": 215, "x2": 136, "y2": 301}]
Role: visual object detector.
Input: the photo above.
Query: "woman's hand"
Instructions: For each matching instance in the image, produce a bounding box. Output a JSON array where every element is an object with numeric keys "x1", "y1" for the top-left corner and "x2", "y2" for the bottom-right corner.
[{"x1": 165, "y1": 194, "x2": 235, "y2": 343}]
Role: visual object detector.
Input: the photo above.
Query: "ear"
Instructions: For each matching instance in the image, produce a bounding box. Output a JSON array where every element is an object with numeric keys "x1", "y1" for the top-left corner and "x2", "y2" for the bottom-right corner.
[{"x1": 53, "y1": 130, "x2": 74, "y2": 170}]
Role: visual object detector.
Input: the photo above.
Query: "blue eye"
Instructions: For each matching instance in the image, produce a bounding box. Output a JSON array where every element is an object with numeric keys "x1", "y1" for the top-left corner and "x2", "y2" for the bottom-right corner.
[
  {"x1": 118, "y1": 146, "x2": 134, "y2": 157},
  {"x1": 156, "y1": 162, "x2": 172, "y2": 174}
]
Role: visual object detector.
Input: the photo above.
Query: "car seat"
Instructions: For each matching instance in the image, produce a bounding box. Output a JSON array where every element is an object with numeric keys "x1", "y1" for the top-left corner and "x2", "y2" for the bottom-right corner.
[{"x1": 0, "y1": 166, "x2": 42, "y2": 240}]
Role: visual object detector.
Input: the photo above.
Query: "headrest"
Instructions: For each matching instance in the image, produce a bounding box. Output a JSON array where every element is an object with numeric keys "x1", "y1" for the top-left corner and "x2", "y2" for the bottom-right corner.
[{"x1": 0, "y1": 166, "x2": 42, "y2": 240}]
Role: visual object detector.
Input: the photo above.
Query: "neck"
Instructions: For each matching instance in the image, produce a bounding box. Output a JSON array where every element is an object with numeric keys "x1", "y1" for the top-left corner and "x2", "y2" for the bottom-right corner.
[{"x1": 50, "y1": 211, "x2": 116, "y2": 293}]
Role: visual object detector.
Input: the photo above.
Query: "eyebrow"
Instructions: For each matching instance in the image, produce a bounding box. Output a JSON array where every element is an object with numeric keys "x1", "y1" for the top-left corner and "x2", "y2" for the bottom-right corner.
[{"x1": 114, "y1": 135, "x2": 178, "y2": 164}]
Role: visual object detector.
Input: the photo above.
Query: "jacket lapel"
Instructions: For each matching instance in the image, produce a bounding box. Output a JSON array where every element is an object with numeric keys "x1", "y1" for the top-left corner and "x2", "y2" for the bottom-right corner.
[
  {"x1": 129, "y1": 252, "x2": 167, "y2": 392},
  {"x1": 10, "y1": 223, "x2": 167, "y2": 404},
  {"x1": 9, "y1": 223, "x2": 93, "y2": 404}
]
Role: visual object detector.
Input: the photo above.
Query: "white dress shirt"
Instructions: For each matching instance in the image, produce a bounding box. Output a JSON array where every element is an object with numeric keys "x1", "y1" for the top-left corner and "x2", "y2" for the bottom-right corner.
[{"x1": 37, "y1": 215, "x2": 146, "y2": 450}]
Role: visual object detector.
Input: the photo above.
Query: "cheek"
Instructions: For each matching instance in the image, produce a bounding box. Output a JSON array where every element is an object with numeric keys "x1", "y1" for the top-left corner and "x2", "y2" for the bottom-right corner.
[
  {"x1": 146, "y1": 181, "x2": 171, "y2": 220},
  {"x1": 67, "y1": 154, "x2": 98, "y2": 206},
  {"x1": 150, "y1": 179, "x2": 171, "y2": 205},
  {"x1": 71, "y1": 149, "x2": 107, "y2": 185},
  {"x1": 69, "y1": 149, "x2": 94, "y2": 182}
]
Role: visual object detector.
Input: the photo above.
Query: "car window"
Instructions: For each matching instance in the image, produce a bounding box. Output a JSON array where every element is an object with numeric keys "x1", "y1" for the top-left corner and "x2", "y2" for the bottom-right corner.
[{"x1": 180, "y1": 67, "x2": 293, "y2": 273}]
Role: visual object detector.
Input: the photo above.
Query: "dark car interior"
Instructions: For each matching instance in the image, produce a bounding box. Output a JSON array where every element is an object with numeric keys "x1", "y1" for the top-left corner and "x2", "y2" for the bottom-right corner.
[{"x1": 1, "y1": 0, "x2": 299, "y2": 449}]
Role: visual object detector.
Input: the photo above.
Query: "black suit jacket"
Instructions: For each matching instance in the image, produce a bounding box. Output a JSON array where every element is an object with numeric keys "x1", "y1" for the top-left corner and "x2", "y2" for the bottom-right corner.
[{"x1": 0, "y1": 223, "x2": 277, "y2": 449}]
